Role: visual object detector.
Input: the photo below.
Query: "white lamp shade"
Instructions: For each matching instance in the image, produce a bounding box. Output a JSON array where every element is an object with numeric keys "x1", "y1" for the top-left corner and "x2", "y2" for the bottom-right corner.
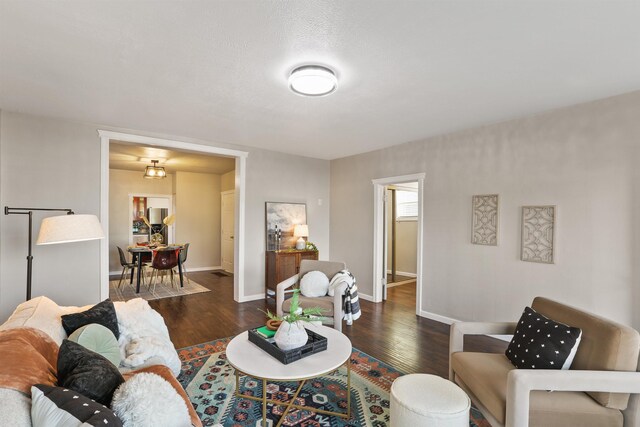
[
  {"x1": 294, "y1": 224, "x2": 309, "y2": 238},
  {"x1": 36, "y1": 214, "x2": 105, "y2": 245}
]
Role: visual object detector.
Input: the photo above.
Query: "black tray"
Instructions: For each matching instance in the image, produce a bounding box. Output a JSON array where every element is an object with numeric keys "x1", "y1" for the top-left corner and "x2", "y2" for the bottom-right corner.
[{"x1": 248, "y1": 327, "x2": 327, "y2": 364}]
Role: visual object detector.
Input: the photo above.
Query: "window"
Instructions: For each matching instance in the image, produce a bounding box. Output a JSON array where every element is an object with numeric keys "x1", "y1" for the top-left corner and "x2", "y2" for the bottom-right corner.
[{"x1": 395, "y1": 190, "x2": 418, "y2": 221}]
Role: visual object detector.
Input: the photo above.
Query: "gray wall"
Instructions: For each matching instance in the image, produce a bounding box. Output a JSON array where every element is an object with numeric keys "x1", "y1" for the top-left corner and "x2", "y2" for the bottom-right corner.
[
  {"x1": 244, "y1": 148, "x2": 331, "y2": 297},
  {"x1": 0, "y1": 110, "x2": 330, "y2": 319},
  {"x1": 331, "y1": 91, "x2": 640, "y2": 330},
  {"x1": 175, "y1": 171, "x2": 221, "y2": 269},
  {"x1": 0, "y1": 111, "x2": 102, "y2": 318}
]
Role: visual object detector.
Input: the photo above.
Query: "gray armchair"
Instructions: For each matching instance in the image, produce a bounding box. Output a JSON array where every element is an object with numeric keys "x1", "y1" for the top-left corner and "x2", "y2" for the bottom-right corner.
[
  {"x1": 276, "y1": 260, "x2": 347, "y2": 332},
  {"x1": 449, "y1": 297, "x2": 640, "y2": 427}
]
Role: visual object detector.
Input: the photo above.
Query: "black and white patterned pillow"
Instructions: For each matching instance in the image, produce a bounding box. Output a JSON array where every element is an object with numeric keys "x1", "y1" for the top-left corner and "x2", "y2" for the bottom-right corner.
[
  {"x1": 506, "y1": 306, "x2": 582, "y2": 369},
  {"x1": 31, "y1": 384, "x2": 123, "y2": 426}
]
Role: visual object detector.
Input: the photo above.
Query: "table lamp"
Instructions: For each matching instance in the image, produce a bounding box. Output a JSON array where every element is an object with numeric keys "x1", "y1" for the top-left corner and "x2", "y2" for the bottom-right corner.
[
  {"x1": 4, "y1": 207, "x2": 105, "y2": 300},
  {"x1": 294, "y1": 224, "x2": 309, "y2": 250}
]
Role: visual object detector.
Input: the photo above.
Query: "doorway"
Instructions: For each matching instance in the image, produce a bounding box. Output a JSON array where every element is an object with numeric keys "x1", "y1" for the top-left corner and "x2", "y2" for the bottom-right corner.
[
  {"x1": 385, "y1": 183, "x2": 418, "y2": 296},
  {"x1": 372, "y1": 173, "x2": 425, "y2": 315},
  {"x1": 221, "y1": 190, "x2": 235, "y2": 273},
  {"x1": 99, "y1": 130, "x2": 249, "y2": 302}
]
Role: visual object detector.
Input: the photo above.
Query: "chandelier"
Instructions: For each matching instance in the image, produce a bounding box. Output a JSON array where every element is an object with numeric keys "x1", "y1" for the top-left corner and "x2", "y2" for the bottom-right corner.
[{"x1": 143, "y1": 160, "x2": 166, "y2": 179}]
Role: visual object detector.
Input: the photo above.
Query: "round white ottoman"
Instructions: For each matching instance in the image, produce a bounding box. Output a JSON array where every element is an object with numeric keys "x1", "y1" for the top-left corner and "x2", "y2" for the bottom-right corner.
[{"x1": 390, "y1": 374, "x2": 470, "y2": 426}]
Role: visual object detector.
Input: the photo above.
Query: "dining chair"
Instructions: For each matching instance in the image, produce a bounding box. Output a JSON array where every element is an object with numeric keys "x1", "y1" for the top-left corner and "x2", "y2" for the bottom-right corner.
[
  {"x1": 117, "y1": 246, "x2": 136, "y2": 288},
  {"x1": 174, "y1": 243, "x2": 190, "y2": 284},
  {"x1": 149, "y1": 248, "x2": 180, "y2": 292}
]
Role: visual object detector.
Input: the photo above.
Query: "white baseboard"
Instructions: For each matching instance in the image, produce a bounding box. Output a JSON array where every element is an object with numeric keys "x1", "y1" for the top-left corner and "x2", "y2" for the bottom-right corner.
[
  {"x1": 386, "y1": 270, "x2": 417, "y2": 278},
  {"x1": 358, "y1": 293, "x2": 375, "y2": 302},
  {"x1": 237, "y1": 293, "x2": 265, "y2": 302},
  {"x1": 110, "y1": 266, "x2": 223, "y2": 275},
  {"x1": 189, "y1": 266, "x2": 223, "y2": 272}
]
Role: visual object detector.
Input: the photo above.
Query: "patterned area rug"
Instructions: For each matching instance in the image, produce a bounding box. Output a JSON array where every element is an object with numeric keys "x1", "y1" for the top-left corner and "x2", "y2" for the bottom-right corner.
[
  {"x1": 177, "y1": 338, "x2": 491, "y2": 427},
  {"x1": 109, "y1": 277, "x2": 210, "y2": 302}
]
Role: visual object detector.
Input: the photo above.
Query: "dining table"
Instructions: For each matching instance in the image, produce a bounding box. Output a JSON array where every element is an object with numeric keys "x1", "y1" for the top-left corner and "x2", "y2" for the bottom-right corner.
[{"x1": 127, "y1": 245, "x2": 184, "y2": 293}]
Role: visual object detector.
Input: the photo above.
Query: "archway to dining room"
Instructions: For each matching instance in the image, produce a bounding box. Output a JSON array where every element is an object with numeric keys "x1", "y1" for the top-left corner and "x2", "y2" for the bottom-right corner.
[{"x1": 98, "y1": 131, "x2": 248, "y2": 304}]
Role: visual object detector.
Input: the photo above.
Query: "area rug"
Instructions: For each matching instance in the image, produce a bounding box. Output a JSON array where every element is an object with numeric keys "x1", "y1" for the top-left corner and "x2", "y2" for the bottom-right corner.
[
  {"x1": 109, "y1": 278, "x2": 210, "y2": 302},
  {"x1": 177, "y1": 338, "x2": 490, "y2": 427}
]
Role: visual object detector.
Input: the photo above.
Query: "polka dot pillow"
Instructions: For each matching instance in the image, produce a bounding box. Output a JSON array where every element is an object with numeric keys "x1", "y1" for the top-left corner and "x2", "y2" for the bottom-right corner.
[{"x1": 506, "y1": 306, "x2": 582, "y2": 370}]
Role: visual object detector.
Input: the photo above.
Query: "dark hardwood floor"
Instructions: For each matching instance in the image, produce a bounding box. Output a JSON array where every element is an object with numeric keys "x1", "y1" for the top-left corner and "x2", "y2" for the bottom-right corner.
[{"x1": 115, "y1": 270, "x2": 507, "y2": 379}]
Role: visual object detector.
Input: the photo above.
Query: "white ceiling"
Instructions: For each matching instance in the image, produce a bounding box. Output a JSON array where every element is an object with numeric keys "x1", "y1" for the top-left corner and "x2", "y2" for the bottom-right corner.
[
  {"x1": 1, "y1": 1, "x2": 639, "y2": 160},
  {"x1": 109, "y1": 141, "x2": 235, "y2": 175}
]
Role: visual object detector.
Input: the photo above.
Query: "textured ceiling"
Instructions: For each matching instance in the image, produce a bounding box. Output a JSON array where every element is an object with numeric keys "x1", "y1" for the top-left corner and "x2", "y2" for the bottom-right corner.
[
  {"x1": 109, "y1": 141, "x2": 235, "y2": 175},
  {"x1": 1, "y1": 1, "x2": 639, "y2": 160}
]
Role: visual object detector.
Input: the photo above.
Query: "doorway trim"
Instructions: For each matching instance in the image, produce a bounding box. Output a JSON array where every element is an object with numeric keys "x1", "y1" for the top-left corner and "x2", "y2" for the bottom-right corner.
[
  {"x1": 98, "y1": 130, "x2": 249, "y2": 302},
  {"x1": 372, "y1": 173, "x2": 425, "y2": 315}
]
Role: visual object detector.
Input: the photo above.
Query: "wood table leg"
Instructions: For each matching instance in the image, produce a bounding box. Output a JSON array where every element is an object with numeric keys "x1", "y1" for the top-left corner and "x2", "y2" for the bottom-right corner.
[
  {"x1": 136, "y1": 253, "x2": 143, "y2": 293},
  {"x1": 178, "y1": 253, "x2": 184, "y2": 288},
  {"x1": 129, "y1": 254, "x2": 138, "y2": 285}
]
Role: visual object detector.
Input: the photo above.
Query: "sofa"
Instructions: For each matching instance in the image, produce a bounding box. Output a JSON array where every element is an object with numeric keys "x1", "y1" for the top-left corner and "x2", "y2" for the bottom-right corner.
[
  {"x1": 449, "y1": 296, "x2": 640, "y2": 427},
  {"x1": 0, "y1": 296, "x2": 202, "y2": 427}
]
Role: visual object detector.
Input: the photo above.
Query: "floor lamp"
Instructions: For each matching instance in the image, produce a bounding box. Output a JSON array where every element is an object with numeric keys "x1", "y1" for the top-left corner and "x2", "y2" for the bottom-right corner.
[{"x1": 4, "y1": 206, "x2": 105, "y2": 301}]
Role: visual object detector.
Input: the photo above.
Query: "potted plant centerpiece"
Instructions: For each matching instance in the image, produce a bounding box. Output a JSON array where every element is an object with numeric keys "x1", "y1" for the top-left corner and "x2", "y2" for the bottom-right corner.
[{"x1": 264, "y1": 289, "x2": 324, "y2": 351}]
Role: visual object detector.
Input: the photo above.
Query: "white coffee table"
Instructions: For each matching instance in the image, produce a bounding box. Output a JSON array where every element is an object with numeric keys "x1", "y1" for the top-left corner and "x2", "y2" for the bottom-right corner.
[{"x1": 226, "y1": 324, "x2": 352, "y2": 427}]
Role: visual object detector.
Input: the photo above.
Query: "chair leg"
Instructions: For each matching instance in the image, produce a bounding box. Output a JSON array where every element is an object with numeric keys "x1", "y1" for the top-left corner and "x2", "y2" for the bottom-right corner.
[
  {"x1": 118, "y1": 267, "x2": 126, "y2": 288},
  {"x1": 170, "y1": 269, "x2": 177, "y2": 289},
  {"x1": 183, "y1": 265, "x2": 190, "y2": 285},
  {"x1": 151, "y1": 269, "x2": 159, "y2": 293}
]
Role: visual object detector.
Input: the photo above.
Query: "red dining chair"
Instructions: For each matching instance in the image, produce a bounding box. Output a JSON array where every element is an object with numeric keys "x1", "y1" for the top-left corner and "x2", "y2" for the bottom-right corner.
[{"x1": 148, "y1": 248, "x2": 180, "y2": 292}]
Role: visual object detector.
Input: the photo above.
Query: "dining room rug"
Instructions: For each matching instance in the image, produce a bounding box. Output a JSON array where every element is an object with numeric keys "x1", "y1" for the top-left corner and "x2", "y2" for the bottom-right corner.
[
  {"x1": 177, "y1": 338, "x2": 490, "y2": 427},
  {"x1": 109, "y1": 277, "x2": 210, "y2": 302}
]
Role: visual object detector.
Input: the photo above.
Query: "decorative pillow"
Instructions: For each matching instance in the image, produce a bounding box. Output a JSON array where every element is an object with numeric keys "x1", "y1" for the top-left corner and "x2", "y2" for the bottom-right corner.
[
  {"x1": 57, "y1": 340, "x2": 124, "y2": 406},
  {"x1": 61, "y1": 299, "x2": 119, "y2": 339},
  {"x1": 31, "y1": 384, "x2": 122, "y2": 427},
  {"x1": 122, "y1": 365, "x2": 202, "y2": 427},
  {"x1": 506, "y1": 306, "x2": 582, "y2": 370},
  {"x1": 300, "y1": 271, "x2": 330, "y2": 297},
  {"x1": 0, "y1": 296, "x2": 90, "y2": 345},
  {"x1": 0, "y1": 327, "x2": 59, "y2": 394},
  {"x1": 111, "y1": 372, "x2": 191, "y2": 427},
  {"x1": 68, "y1": 323, "x2": 121, "y2": 368}
]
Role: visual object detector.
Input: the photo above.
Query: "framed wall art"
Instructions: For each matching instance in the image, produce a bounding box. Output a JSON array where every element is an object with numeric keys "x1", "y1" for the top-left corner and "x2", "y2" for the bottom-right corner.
[
  {"x1": 521, "y1": 205, "x2": 556, "y2": 264},
  {"x1": 471, "y1": 194, "x2": 499, "y2": 246},
  {"x1": 265, "y1": 202, "x2": 307, "y2": 250}
]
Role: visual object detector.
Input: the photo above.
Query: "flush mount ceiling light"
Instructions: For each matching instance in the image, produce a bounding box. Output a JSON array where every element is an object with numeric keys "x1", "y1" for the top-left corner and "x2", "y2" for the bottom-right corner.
[
  {"x1": 143, "y1": 160, "x2": 167, "y2": 179},
  {"x1": 288, "y1": 65, "x2": 337, "y2": 97}
]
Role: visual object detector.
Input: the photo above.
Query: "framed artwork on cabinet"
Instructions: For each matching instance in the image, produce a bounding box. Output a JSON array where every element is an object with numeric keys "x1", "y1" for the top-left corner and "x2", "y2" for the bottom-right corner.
[{"x1": 265, "y1": 202, "x2": 307, "y2": 250}]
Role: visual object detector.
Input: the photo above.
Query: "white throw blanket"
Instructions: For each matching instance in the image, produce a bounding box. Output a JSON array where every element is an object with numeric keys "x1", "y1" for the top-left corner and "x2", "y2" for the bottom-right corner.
[
  {"x1": 328, "y1": 270, "x2": 361, "y2": 325},
  {"x1": 114, "y1": 298, "x2": 181, "y2": 377}
]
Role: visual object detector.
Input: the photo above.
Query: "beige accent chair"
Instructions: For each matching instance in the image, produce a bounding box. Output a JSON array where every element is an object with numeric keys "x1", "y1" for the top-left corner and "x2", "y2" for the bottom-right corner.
[
  {"x1": 276, "y1": 260, "x2": 347, "y2": 332},
  {"x1": 449, "y1": 297, "x2": 640, "y2": 427}
]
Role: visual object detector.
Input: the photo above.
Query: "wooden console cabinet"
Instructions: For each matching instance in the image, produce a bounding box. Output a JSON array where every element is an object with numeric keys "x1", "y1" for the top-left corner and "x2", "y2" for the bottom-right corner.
[{"x1": 265, "y1": 250, "x2": 318, "y2": 299}]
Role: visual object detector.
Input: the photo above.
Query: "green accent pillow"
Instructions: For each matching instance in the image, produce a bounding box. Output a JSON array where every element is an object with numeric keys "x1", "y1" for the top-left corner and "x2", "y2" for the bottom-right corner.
[{"x1": 68, "y1": 323, "x2": 121, "y2": 368}]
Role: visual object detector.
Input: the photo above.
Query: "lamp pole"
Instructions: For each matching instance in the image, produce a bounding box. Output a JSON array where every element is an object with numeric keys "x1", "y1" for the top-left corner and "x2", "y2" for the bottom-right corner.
[{"x1": 4, "y1": 207, "x2": 74, "y2": 300}]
